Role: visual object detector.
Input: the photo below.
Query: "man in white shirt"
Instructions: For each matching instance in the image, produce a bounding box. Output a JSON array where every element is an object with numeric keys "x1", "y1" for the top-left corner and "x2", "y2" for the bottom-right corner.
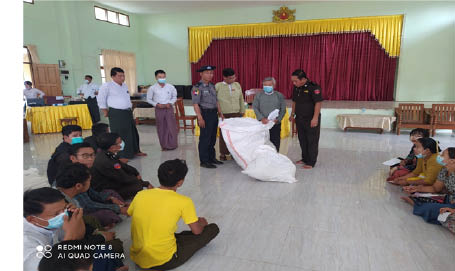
[
  {"x1": 147, "y1": 70, "x2": 178, "y2": 151},
  {"x1": 77, "y1": 75, "x2": 100, "y2": 123},
  {"x1": 23, "y1": 187, "x2": 85, "y2": 271},
  {"x1": 23, "y1": 81, "x2": 45, "y2": 99},
  {"x1": 97, "y1": 67, "x2": 147, "y2": 159}
]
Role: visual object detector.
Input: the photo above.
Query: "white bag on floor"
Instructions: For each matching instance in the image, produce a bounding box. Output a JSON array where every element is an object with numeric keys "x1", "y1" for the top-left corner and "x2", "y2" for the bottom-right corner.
[{"x1": 219, "y1": 116, "x2": 297, "y2": 183}]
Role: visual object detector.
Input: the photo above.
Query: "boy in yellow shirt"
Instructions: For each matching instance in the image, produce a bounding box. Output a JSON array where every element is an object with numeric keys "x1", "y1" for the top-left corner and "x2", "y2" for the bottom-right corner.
[{"x1": 127, "y1": 159, "x2": 219, "y2": 270}]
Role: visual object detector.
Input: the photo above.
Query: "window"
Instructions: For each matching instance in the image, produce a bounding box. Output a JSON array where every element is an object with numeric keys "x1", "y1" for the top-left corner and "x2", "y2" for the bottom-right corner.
[
  {"x1": 94, "y1": 6, "x2": 130, "y2": 27},
  {"x1": 119, "y1": 14, "x2": 130, "y2": 26},
  {"x1": 23, "y1": 47, "x2": 33, "y2": 82},
  {"x1": 94, "y1": 7, "x2": 107, "y2": 21},
  {"x1": 99, "y1": 54, "x2": 105, "y2": 83},
  {"x1": 24, "y1": 0, "x2": 34, "y2": 4}
]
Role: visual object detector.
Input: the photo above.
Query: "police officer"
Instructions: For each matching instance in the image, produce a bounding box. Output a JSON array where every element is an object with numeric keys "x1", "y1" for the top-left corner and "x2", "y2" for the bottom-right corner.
[
  {"x1": 289, "y1": 69, "x2": 323, "y2": 169},
  {"x1": 192, "y1": 65, "x2": 225, "y2": 168}
]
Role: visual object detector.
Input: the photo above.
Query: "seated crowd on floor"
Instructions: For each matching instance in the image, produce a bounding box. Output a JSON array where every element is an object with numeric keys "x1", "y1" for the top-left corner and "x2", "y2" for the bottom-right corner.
[
  {"x1": 387, "y1": 128, "x2": 455, "y2": 235},
  {"x1": 24, "y1": 123, "x2": 219, "y2": 271}
]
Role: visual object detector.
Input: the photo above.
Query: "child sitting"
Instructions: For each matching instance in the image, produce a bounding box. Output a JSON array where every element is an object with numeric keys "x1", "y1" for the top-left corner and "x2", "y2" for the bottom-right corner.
[
  {"x1": 47, "y1": 125, "x2": 83, "y2": 186},
  {"x1": 84, "y1": 122, "x2": 109, "y2": 154},
  {"x1": 391, "y1": 137, "x2": 442, "y2": 186},
  {"x1": 128, "y1": 159, "x2": 219, "y2": 270},
  {"x1": 387, "y1": 128, "x2": 429, "y2": 182},
  {"x1": 91, "y1": 133, "x2": 152, "y2": 200},
  {"x1": 68, "y1": 143, "x2": 128, "y2": 227}
]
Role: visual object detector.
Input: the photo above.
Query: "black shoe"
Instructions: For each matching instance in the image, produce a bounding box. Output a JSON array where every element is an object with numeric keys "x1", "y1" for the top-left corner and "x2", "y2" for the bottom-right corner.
[
  {"x1": 200, "y1": 162, "x2": 217, "y2": 168},
  {"x1": 211, "y1": 159, "x2": 224, "y2": 165}
]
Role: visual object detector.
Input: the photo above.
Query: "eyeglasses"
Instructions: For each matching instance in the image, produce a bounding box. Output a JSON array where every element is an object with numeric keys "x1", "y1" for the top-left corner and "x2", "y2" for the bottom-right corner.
[{"x1": 78, "y1": 153, "x2": 95, "y2": 159}]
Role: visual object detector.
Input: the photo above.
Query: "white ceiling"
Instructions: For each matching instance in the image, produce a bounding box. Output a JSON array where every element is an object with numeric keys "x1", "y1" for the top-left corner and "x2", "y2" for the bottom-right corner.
[{"x1": 95, "y1": 0, "x2": 300, "y2": 14}]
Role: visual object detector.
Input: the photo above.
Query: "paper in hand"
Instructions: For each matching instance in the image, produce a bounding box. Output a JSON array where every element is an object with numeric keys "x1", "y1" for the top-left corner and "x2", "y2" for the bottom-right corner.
[
  {"x1": 382, "y1": 158, "x2": 401, "y2": 166},
  {"x1": 438, "y1": 212, "x2": 451, "y2": 223}
]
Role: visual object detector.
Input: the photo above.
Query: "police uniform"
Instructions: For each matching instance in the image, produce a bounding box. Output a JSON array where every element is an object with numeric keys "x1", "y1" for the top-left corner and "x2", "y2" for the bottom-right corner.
[
  {"x1": 292, "y1": 81, "x2": 323, "y2": 167},
  {"x1": 192, "y1": 66, "x2": 221, "y2": 167}
]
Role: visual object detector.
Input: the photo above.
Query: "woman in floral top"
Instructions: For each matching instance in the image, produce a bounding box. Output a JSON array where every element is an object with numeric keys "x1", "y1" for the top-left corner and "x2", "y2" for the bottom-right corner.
[{"x1": 402, "y1": 147, "x2": 455, "y2": 231}]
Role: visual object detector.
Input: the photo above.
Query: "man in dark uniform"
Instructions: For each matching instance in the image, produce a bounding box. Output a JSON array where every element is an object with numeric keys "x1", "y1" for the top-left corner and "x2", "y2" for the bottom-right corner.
[
  {"x1": 289, "y1": 69, "x2": 323, "y2": 169},
  {"x1": 192, "y1": 65, "x2": 224, "y2": 168}
]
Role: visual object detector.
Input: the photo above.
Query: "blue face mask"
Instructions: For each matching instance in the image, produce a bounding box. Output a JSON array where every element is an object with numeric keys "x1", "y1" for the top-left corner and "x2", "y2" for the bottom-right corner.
[
  {"x1": 71, "y1": 137, "x2": 84, "y2": 145},
  {"x1": 436, "y1": 155, "x2": 447, "y2": 166},
  {"x1": 119, "y1": 140, "x2": 125, "y2": 151},
  {"x1": 34, "y1": 210, "x2": 68, "y2": 230},
  {"x1": 416, "y1": 153, "x2": 423, "y2": 159},
  {"x1": 157, "y1": 78, "x2": 166, "y2": 84},
  {"x1": 263, "y1": 86, "x2": 273, "y2": 93}
]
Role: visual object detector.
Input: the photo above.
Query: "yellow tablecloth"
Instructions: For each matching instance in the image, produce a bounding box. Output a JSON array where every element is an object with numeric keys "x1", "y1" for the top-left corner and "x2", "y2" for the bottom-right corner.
[
  {"x1": 195, "y1": 108, "x2": 290, "y2": 138},
  {"x1": 26, "y1": 105, "x2": 93, "y2": 134}
]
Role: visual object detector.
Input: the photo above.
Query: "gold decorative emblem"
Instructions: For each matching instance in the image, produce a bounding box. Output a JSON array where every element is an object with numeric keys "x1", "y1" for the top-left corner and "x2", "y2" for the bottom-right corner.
[{"x1": 273, "y1": 6, "x2": 296, "y2": 22}]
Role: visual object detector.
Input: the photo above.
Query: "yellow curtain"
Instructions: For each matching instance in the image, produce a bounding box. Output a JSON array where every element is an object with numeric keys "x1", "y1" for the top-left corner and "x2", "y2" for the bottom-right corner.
[
  {"x1": 101, "y1": 49, "x2": 137, "y2": 95},
  {"x1": 25, "y1": 44, "x2": 40, "y2": 64},
  {"x1": 189, "y1": 15, "x2": 403, "y2": 63}
]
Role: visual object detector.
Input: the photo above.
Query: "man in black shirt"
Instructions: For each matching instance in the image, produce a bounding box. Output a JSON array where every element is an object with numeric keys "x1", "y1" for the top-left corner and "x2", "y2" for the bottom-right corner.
[{"x1": 289, "y1": 69, "x2": 323, "y2": 169}]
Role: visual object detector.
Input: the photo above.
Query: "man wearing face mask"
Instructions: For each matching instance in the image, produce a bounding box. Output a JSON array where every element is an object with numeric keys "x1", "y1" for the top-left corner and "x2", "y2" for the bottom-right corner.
[
  {"x1": 91, "y1": 132, "x2": 153, "y2": 200},
  {"x1": 47, "y1": 125, "x2": 83, "y2": 186},
  {"x1": 147, "y1": 69, "x2": 178, "y2": 151},
  {"x1": 23, "y1": 187, "x2": 86, "y2": 271},
  {"x1": 77, "y1": 75, "x2": 100, "y2": 123},
  {"x1": 252, "y1": 77, "x2": 286, "y2": 152}
]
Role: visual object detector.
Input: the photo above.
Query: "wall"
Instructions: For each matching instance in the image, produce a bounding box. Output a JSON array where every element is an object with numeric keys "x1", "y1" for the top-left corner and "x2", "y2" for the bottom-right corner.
[
  {"x1": 138, "y1": 1, "x2": 455, "y2": 102},
  {"x1": 23, "y1": 0, "x2": 144, "y2": 96}
]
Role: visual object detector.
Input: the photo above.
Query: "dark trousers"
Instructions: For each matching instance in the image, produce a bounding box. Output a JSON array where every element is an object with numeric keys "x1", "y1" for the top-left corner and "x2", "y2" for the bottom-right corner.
[
  {"x1": 108, "y1": 107, "x2": 141, "y2": 159},
  {"x1": 86, "y1": 97, "x2": 100, "y2": 123},
  {"x1": 296, "y1": 114, "x2": 321, "y2": 167},
  {"x1": 269, "y1": 123, "x2": 281, "y2": 152},
  {"x1": 198, "y1": 109, "x2": 218, "y2": 163},
  {"x1": 147, "y1": 224, "x2": 220, "y2": 270},
  {"x1": 413, "y1": 197, "x2": 455, "y2": 225},
  {"x1": 219, "y1": 113, "x2": 242, "y2": 156}
]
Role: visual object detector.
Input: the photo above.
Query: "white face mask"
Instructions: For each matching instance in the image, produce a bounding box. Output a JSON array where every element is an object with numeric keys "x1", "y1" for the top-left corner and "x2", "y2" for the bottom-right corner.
[{"x1": 84, "y1": 80, "x2": 89, "y2": 84}]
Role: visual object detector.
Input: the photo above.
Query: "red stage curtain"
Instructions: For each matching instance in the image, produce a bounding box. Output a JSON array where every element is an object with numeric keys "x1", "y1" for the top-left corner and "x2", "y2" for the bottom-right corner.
[{"x1": 191, "y1": 33, "x2": 397, "y2": 101}]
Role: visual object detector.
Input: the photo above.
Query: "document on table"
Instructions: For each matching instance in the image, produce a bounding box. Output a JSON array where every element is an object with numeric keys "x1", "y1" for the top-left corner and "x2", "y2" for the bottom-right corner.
[{"x1": 382, "y1": 158, "x2": 401, "y2": 166}]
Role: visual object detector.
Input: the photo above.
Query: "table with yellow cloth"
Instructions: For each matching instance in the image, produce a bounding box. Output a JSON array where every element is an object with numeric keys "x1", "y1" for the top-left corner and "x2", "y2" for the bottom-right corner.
[
  {"x1": 195, "y1": 108, "x2": 290, "y2": 138},
  {"x1": 26, "y1": 104, "x2": 93, "y2": 134}
]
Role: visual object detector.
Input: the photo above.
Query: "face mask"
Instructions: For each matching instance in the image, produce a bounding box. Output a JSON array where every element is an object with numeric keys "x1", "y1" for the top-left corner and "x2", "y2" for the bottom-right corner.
[
  {"x1": 157, "y1": 78, "x2": 166, "y2": 84},
  {"x1": 119, "y1": 140, "x2": 125, "y2": 151},
  {"x1": 263, "y1": 86, "x2": 273, "y2": 93},
  {"x1": 71, "y1": 137, "x2": 84, "y2": 145},
  {"x1": 416, "y1": 153, "x2": 424, "y2": 159},
  {"x1": 84, "y1": 80, "x2": 89, "y2": 84},
  {"x1": 34, "y1": 210, "x2": 68, "y2": 230},
  {"x1": 436, "y1": 155, "x2": 447, "y2": 166}
]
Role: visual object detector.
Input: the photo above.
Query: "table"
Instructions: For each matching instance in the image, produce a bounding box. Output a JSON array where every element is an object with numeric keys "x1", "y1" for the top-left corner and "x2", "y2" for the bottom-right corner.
[
  {"x1": 25, "y1": 104, "x2": 93, "y2": 134},
  {"x1": 133, "y1": 107, "x2": 156, "y2": 125},
  {"x1": 195, "y1": 108, "x2": 290, "y2": 138},
  {"x1": 336, "y1": 114, "x2": 396, "y2": 134}
]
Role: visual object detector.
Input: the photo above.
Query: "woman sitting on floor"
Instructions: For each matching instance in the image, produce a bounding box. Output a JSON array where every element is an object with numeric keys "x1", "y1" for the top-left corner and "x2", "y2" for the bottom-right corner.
[
  {"x1": 387, "y1": 128, "x2": 429, "y2": 182},
  {"x1": 390, "y1": 137, "x2": 442, "y2": 186},
  {"x1": 402, "y1": 147, "x2": 455, "y2": 232},
  {"x1": 90, "y1": 132, "x2": 153, "y2": 200}
]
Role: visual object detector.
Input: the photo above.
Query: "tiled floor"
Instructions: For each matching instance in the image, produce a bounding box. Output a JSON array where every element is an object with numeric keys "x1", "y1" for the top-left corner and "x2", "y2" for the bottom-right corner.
[{"x1": 23, "y1": 125, "x2": 455, "y2": 271}]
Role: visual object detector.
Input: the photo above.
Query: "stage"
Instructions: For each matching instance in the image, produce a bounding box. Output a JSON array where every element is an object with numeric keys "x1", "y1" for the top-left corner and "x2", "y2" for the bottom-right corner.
[{"x1": 182, "y1": 100, "x2": 455, "y2": 130}]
